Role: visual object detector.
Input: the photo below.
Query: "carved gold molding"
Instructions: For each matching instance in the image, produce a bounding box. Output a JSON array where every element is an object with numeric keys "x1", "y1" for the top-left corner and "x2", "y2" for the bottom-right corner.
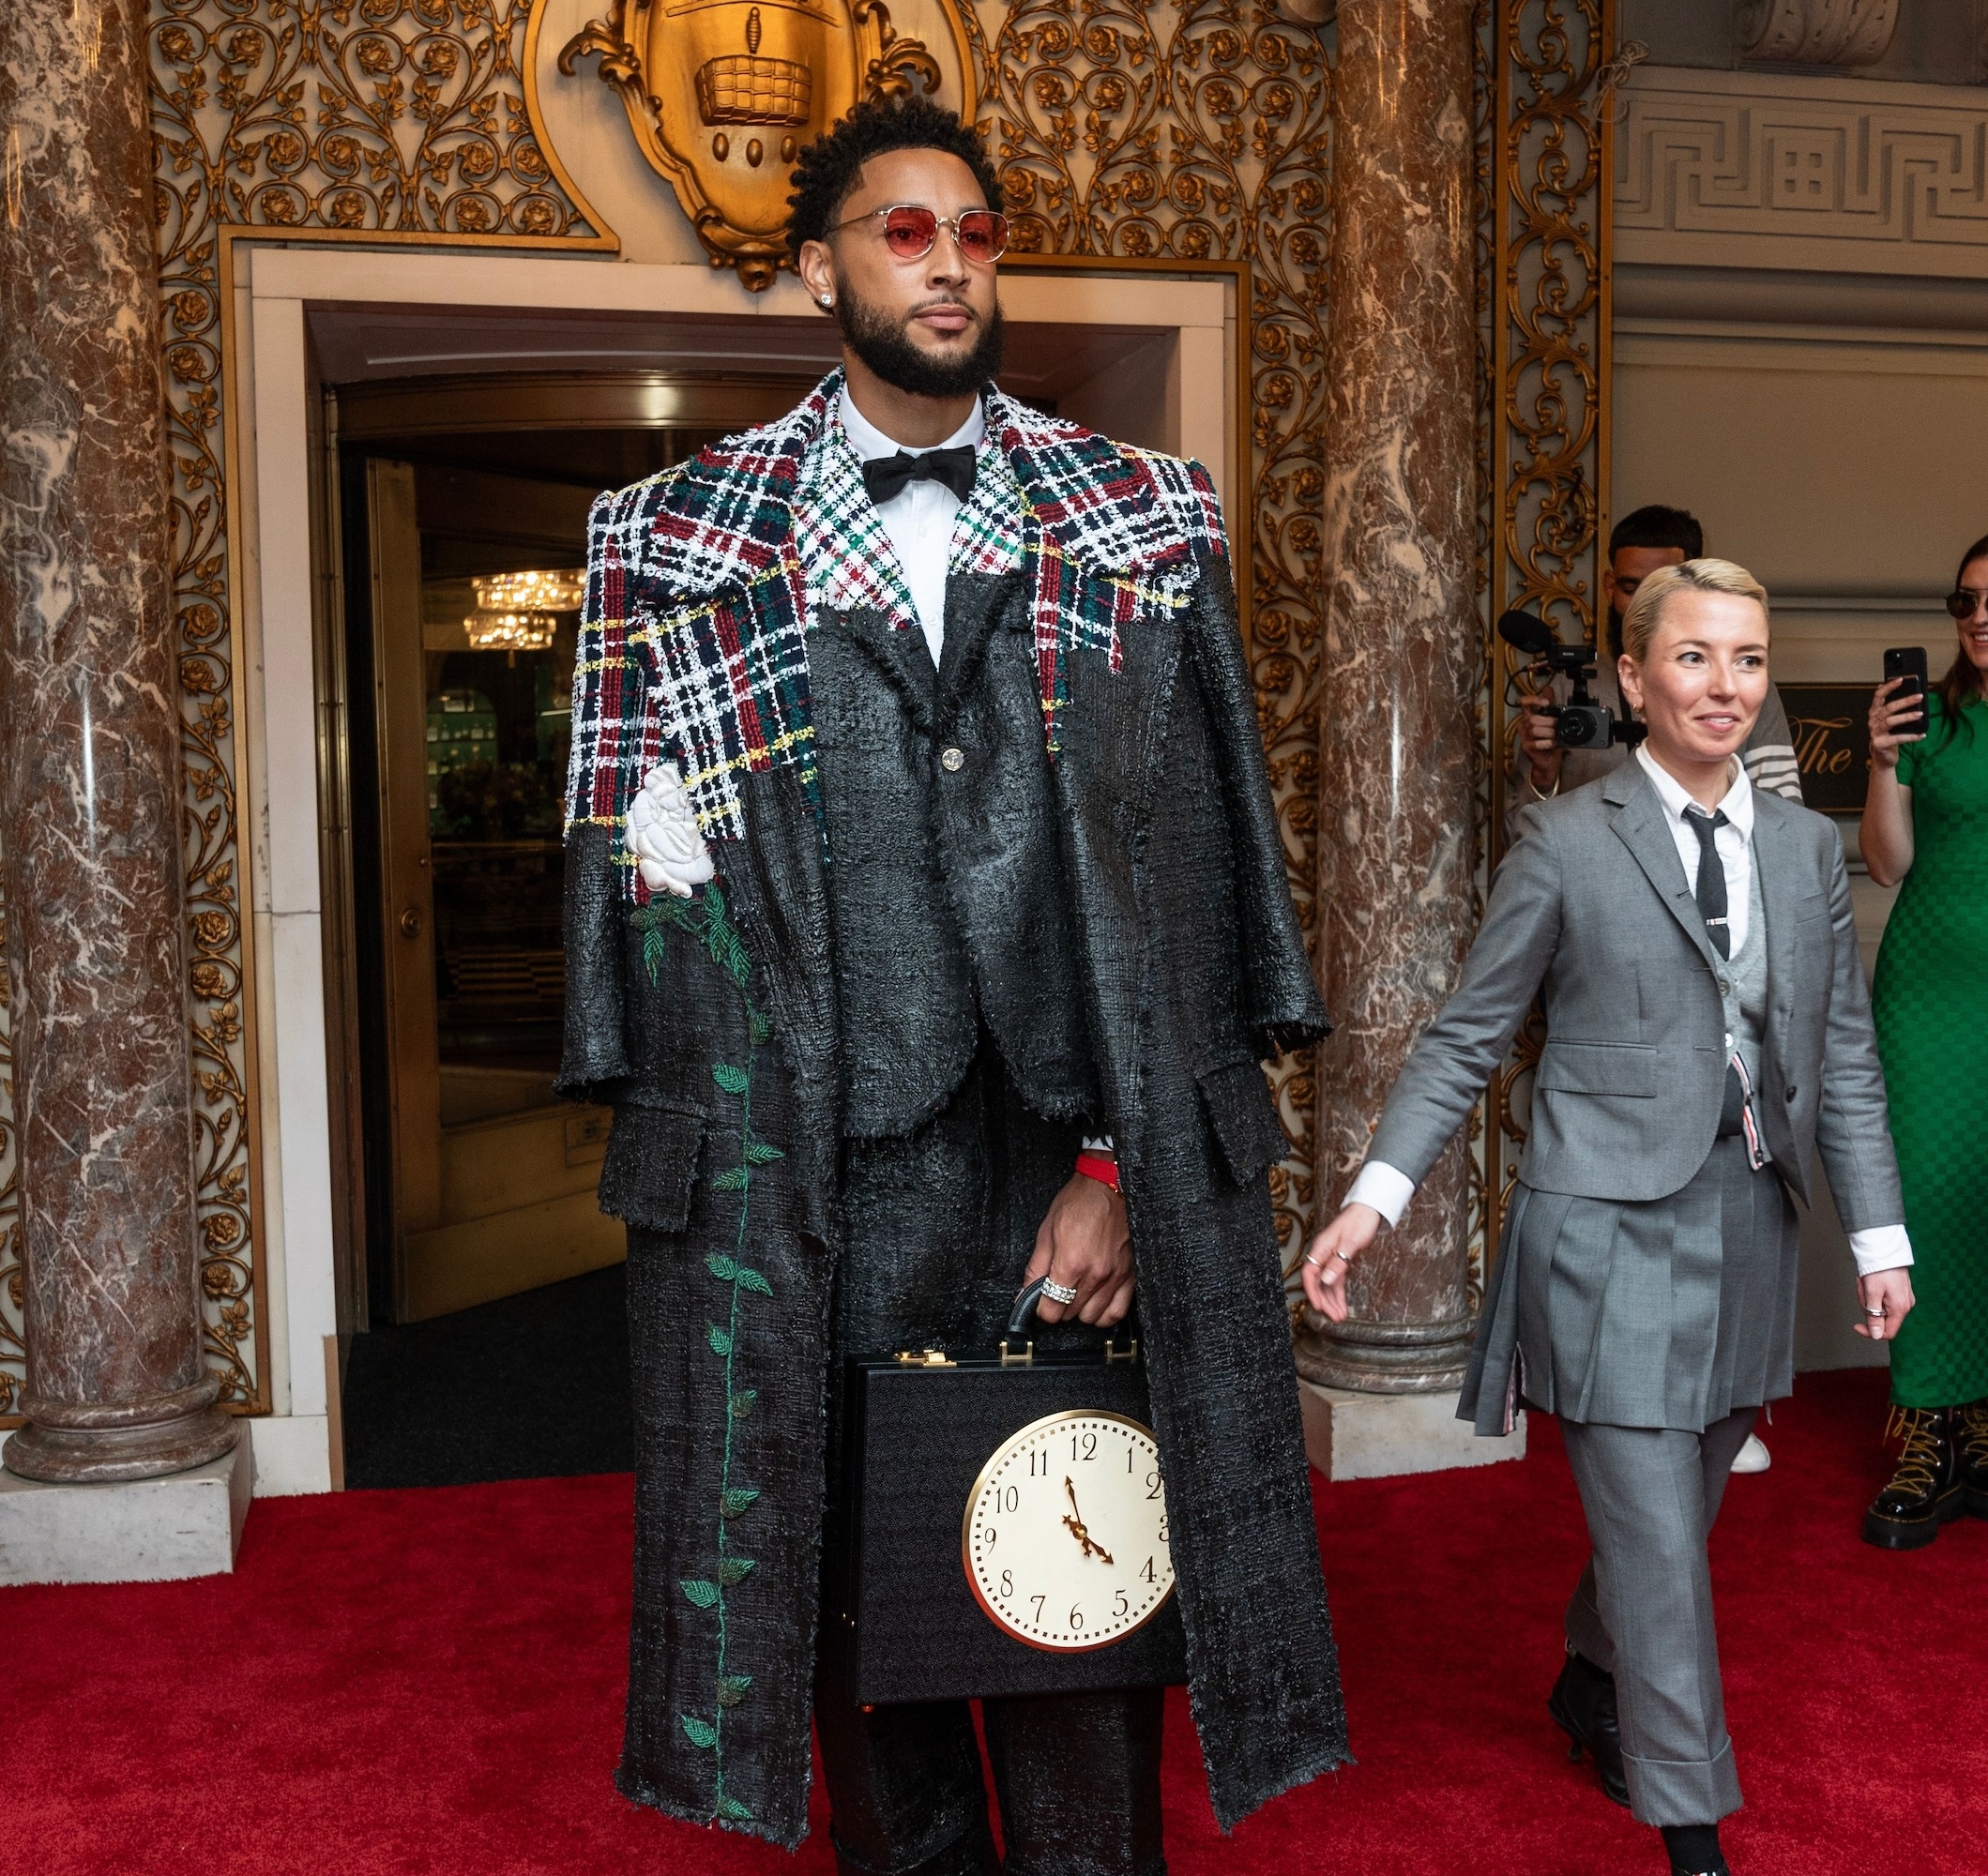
[
  {"x1": 559, "y1": 0, "x2": 976, "y2": 288},
  {"x1": 1482, "y1": 0, "x2": 1613, "y2": 1265}
]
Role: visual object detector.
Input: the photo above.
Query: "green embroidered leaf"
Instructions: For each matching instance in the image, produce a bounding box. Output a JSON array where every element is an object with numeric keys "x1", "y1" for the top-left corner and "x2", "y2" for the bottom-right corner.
[
  {"x1": 747, "y1": 1010, "x2": 771, "y2": 1044},
  {"x1": 744, "y1": 1141, "x2": 784, "y2": 1164},
  {"x1": 735, "y1": 1267, "x2": 773, "y2": 1298},
  {"x1": 716, "y1": 1673, "x2": 752, "y2": 1707},
  {"x1": 681, "y1": 1715, "x2": 719, "y2": 1750},
  {"x1": 710, "y1": 1167, "x2": 750, "y2": 1192},
  {"x1": 641, "y1": 924, "x2": 668, "y2": 988},
  {"x1": 706, "y1": 1324, "x2": 734, "y2": 1356},
  {"x1": 720, "y1": 1487, "x2": 760, "y2": 1518},
  {"x1": 716, "y1": 1793, "x2": 754, "y2": 1823},
  {"x1": 730, "y1": 1390, "x2": 759, "y2": 1419},
  {"x1": 704, "y1": 1252, "x2": 739, "y2": 1281},
  {"x1": 680, "y1": 1579, "x2": 721, "y2": 1610},
  {"x1": 711, "y1": 1063, "x2": 749, "y2": 1096},
  {"x1": 717, "y1": 1556, "x2": 756, "y2": 1586}
]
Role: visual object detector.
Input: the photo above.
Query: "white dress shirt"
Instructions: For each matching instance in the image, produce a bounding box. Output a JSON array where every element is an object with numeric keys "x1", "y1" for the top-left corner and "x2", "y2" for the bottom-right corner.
[
  {"x1": 1343, "y1": 749, "x2": 1911, "y2": 1276},
  {"x1": 839, "y1": 386, "x2": 985, "y2": 666}
]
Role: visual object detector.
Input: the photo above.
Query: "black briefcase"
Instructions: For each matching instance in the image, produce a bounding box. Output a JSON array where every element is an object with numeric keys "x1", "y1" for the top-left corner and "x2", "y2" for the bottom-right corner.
[{"x1": 831, "y1": 1279, "x2": 1189, "y2": 1705}]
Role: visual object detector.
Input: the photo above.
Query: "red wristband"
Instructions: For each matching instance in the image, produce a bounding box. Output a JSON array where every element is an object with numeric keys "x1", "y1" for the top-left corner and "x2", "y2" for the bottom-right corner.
[{"x1": 1074, "y1": 1152, "x2": 1120, "y2": 1193}]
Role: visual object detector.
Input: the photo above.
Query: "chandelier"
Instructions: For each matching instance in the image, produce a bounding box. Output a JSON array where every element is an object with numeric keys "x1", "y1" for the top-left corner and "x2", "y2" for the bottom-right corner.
[
  {"x1": 463, "y1": 610, "x2": 558, "y2": 653},
  {"x1": 462, "y1": 568, "x2": 585, "y2": 653}
]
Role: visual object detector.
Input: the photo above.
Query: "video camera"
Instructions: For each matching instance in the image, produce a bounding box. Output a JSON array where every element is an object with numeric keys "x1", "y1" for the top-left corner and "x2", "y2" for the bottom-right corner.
[{"x1": 1496, "y1": 609, "x2": 1646, "y2": 751}]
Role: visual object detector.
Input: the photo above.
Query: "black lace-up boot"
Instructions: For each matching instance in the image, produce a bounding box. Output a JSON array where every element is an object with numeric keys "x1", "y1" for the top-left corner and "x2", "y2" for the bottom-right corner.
[
  {"x1": 1954, "y1": 1399, "x2": 1988, "y2": 1518},
  {"x1": 1862, "y1": 1406, "x2": 1965, "y2": 1550}
]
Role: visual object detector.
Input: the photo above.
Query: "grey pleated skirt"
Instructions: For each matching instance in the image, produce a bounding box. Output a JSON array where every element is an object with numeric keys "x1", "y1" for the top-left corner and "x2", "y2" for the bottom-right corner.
[{"x1": 1461, "y1": 1135, "x2": 1800, "y2": 1435}]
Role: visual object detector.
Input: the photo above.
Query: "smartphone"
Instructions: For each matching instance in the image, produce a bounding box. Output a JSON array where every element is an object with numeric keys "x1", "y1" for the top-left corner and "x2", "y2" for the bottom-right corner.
[{"x1": 1883, "y1": 646, "x2": 1930, "y2": 737}]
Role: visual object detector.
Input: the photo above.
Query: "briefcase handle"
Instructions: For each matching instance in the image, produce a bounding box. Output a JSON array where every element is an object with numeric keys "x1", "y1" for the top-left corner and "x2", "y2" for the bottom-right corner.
[{"x1": 1003, "y1": 1278, "x2": 1139, "y2": 1366}]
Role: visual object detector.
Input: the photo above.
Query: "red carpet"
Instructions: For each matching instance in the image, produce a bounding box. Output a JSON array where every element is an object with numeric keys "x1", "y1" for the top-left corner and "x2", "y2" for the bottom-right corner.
[{"x1": 4, "y1": 1367, "x2": 1983, "y2": 1876}]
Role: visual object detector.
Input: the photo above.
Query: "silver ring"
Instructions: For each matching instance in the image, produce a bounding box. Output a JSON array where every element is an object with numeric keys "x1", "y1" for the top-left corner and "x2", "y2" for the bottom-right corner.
[
  {"x1": 1865, "y1": 1306, "x2": 1887, "y2": 1319},
  {"x1": 1304, "y1": 1252, "x2": 1326, "y2": 1268},
  {"x1": 1041, "y1": 1278, "x2": 1079, "y2": 1306},
  {"x1": 1334, "y1": 1248, "x2": 1354, "y2": 1264}
]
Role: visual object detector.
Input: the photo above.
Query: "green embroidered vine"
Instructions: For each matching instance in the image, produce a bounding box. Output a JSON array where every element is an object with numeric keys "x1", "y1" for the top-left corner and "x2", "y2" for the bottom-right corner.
[{"x1": 631, "y1": 881, "x2": 780, "y2": 1828}]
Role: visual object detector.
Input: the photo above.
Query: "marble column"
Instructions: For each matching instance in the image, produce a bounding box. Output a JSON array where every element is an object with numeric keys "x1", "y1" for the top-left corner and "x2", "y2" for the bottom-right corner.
[
  {"x1": 1297, "y1": 0, "x2": 1480, "y2": 1393},
  {"x1": 0, "y1": 0, "x2": 236, "y2": 1480}
]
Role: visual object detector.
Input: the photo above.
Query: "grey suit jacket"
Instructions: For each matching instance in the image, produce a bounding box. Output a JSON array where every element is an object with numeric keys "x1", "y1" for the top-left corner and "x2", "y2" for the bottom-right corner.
[{"x1": 1370, "y1": 761, "x2": 1903, "y2": 1230}]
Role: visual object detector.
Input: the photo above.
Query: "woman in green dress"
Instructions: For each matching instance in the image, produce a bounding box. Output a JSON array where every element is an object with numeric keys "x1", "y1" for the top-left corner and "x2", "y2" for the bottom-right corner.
[{"x1": 1859, "y1": 531, "x2": 1988, "y2": 1548}]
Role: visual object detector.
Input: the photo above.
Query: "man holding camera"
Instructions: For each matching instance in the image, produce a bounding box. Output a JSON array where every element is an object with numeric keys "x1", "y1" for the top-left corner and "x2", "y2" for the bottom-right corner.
[{"x1": 1518, "y1": 507, "x2": 1802, "y2": 806}]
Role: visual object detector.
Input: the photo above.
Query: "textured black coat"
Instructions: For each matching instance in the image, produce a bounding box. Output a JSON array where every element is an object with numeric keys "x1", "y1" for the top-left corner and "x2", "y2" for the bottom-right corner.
[{"x1": 559, "y1": 383, "x2": 1344, "y2": 1846}]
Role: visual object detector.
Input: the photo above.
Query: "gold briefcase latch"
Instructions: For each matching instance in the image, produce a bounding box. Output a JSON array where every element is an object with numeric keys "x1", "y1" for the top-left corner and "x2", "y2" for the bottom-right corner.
[
  {"x1": 998, "y1": 1339, "x2": 1034, "y2": 1368},
  {"x1": 894, "y1": 1348, "x2": 956, "y2": 1368},
  {"x1": 1103, "y1": 1337, "x2": 1139, "y2": 1366}
]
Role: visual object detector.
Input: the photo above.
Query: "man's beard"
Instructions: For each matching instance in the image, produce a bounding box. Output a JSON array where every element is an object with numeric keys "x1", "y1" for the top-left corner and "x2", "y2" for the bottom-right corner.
[{"x1": 834, "y1": 280, "x2": 1004, "y2": 400}]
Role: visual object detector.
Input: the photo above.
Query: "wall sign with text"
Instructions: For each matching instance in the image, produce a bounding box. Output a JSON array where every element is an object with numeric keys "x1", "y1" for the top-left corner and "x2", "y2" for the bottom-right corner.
[{"x1": 1781, "y1": 685, "x2": 1878, "y2": 814}]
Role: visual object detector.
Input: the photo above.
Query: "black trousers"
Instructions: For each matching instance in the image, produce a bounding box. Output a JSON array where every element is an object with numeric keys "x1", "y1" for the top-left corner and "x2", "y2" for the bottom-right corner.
[{"x1": 818, "y1": 1039, "x2": 1166, "y2": 1876}]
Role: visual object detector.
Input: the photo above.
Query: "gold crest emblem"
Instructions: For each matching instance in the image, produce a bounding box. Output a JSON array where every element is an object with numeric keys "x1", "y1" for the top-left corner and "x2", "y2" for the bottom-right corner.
[{"x1": 560, "y1": 0, "x2": 979, "y2": 291}]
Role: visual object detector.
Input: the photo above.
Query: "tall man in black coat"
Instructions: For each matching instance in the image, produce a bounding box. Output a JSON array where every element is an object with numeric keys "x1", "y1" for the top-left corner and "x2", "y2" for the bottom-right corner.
[{"x1": 558, "y1": 97, "x2": 1344, "y2": 1870}]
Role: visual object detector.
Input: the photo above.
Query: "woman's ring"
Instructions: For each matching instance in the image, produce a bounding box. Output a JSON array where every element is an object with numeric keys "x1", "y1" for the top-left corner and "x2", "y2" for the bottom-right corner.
[
  {"x1": 1865, "y1": 1306, "x2": 1887, "y2": 1319},
  {"x1": 1303, "y1": 1252, "x2": 1327, "y2": 1268},
  {"x1": 1334, "y1": 1248, "x2": 1354, "y2": 1264},
  {"x1": 1041, "y1": 1278, "x2": 1079, "y2": 1306}
]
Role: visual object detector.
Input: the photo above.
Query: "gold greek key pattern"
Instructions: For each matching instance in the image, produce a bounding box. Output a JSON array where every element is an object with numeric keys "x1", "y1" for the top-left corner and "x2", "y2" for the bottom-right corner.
[
  {"x1": 1484, "y1": 0, "x2": 1612, "y2": 1266},
  {"x1": 968, "y1": 0, "x2": 1331, "y2": 1268}
]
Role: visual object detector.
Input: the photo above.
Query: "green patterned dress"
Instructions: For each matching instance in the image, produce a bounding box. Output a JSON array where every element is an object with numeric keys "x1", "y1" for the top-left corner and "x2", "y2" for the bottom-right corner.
[{"x1": 1873, "y1": 691, "x2": 1988, "y2": 1408}]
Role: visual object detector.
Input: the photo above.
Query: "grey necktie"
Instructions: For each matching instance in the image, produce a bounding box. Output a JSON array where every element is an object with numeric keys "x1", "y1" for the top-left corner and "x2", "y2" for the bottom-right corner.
[{"x1": 1684, "y1": 807, "x2": 1730, "y2": 960}]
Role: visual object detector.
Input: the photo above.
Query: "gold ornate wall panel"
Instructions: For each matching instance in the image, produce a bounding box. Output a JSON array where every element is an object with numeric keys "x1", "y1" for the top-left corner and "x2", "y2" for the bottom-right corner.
[
  {"x1": 1482, "y1": 0, "x2": 1613, "y2": 1263},
  {"x1": 966, "y1": 0, "x2": 1334, "y2": 1269}
]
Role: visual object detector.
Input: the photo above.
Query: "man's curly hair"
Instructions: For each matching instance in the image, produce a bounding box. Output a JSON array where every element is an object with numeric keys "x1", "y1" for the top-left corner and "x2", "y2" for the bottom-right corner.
[{"x1": 786, "y1": 96, "x2": 1003, "y2": 264}]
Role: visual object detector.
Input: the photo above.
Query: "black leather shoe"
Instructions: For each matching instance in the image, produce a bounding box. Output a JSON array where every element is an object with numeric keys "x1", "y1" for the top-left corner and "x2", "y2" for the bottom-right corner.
[
  {"x1": 1956, "y1": 1399, "x2": 1988, "y2": 1517},
  {"x1": 1548, "y1": 1649, "x2": 1630, "y2": 1808},
  {"x1": 1863, "y1": 1406, "x2": 1965, "y2": 1550}
]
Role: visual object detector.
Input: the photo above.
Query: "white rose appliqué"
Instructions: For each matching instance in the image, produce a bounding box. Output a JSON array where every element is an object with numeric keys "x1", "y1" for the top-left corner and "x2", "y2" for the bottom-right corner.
[{"x1": 626, "y1": 761, "x2": 715, "y2": 899}]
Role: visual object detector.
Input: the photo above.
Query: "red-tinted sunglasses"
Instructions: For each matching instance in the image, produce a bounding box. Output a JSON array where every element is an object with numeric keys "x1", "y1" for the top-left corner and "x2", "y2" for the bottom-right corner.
[{"x1": 828, "y1": 203, "x2": 1009, "y2": 264}]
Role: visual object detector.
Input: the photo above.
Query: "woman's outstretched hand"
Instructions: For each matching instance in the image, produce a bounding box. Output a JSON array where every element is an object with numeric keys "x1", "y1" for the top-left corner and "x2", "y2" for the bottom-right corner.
[{"x1": 1300, "y1": 1203, "x2": 1384, "y2": 1322}]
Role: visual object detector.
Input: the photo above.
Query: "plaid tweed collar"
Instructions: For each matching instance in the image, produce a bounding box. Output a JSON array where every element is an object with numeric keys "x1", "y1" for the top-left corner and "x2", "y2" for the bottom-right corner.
[{"x1": 656, "y1": 368, "x2": 1214, "y2": 605}]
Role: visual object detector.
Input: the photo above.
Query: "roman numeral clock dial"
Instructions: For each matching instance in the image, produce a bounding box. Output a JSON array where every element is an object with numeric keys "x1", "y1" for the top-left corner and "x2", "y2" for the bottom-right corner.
[{"x1": 963, "y1": 1411, "x2": 1176, "y2": 1649}]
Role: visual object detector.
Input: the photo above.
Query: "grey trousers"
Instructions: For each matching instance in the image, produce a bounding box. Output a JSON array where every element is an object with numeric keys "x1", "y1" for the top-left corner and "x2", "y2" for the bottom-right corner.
[{"x1": 1560, "y1": 1407, "x2": 1759, "y2": 1826}]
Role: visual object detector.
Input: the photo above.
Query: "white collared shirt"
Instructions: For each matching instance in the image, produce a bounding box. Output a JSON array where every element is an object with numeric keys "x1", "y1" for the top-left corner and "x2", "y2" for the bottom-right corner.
[
  {"x1": 1633, "y1": 744, "x2": 1754, "y2": 953},
  {"x1": 838, "y1": 386, "x2": 985, "y2": 666},
  {"x1": 1342, "y1": 747, "x2": 1911, "y2": 1275}
]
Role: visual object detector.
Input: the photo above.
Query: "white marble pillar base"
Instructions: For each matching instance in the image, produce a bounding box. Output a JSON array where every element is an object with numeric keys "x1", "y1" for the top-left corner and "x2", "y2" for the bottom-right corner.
[
  {"x1": 0, "y1": 1439, "x2": 253, "y2": 1584},
  {"x1": 1299, "y1": 1381, "x2": 1526, "y2": 1482}
]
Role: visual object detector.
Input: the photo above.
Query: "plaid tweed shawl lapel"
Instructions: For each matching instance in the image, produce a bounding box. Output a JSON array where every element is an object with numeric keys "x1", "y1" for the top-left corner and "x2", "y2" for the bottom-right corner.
[{"x1": 566, "y1": 370, "x2": 1231, "y2": 901}]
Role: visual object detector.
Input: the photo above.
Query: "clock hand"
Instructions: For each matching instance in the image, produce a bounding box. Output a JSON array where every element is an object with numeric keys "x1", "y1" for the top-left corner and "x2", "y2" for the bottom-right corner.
[{"x1": 1061, "y1": 1479, "x2": 1115, "y2": 1564}]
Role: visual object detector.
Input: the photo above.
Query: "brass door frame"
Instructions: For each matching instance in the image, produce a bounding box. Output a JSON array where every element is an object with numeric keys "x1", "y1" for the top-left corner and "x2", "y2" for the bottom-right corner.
[{"x1": 365, "y1": 459, "x2": 446, "y2": 1323}]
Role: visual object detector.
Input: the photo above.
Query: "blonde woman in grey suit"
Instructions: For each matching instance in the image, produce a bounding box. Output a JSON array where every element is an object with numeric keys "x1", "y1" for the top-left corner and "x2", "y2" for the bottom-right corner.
[{"x1": 1303, "y1": 560, "x2": 1915, "y2": 1876}]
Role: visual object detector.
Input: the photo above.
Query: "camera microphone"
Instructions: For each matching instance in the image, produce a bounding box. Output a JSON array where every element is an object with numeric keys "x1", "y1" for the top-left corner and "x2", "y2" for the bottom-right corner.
[{"x1": 1496, "y1": 609, "x2": 1557, "y2": 658}]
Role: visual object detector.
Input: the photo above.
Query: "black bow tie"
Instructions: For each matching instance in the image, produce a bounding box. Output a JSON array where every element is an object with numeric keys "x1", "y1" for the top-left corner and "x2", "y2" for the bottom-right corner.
[{"x1": 861, "y1": 445, "x2": 978, "y2": 507}]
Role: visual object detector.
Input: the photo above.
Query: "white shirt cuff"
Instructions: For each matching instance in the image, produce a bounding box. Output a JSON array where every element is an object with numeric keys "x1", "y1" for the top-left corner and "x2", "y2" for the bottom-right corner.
[
  {"x1": 1848, "y1": 1224, "x2": 1913, "y2": 1278},
  {"x1": 1343, "y1": 1161, "x2": 1415, "y2": 1229},
  {"x1": 1081, "y1": 1136, "x2": 1114, "y2": 1155}
]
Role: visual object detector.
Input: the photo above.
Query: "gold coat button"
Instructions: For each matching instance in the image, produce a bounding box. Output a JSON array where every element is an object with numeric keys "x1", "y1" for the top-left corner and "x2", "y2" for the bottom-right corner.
[{"x1": 940, "y1": 747, "x2": 965, "y2": 773}]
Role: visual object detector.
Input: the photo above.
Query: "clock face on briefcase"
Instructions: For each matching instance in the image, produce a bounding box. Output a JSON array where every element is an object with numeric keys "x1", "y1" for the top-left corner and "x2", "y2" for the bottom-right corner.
[{"x1": 962, "y1": 1410, "x2": 1176, "y2": 1651}]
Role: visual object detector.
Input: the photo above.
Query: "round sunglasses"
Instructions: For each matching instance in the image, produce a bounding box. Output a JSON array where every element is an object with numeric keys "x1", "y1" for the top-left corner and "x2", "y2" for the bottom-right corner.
[
  {"x1": 827, "y1": 203, "x2": 1009, "y2": 265},
  {"x1": 1945, "y1": 588, "x2": 1988, "y2": 620}
]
